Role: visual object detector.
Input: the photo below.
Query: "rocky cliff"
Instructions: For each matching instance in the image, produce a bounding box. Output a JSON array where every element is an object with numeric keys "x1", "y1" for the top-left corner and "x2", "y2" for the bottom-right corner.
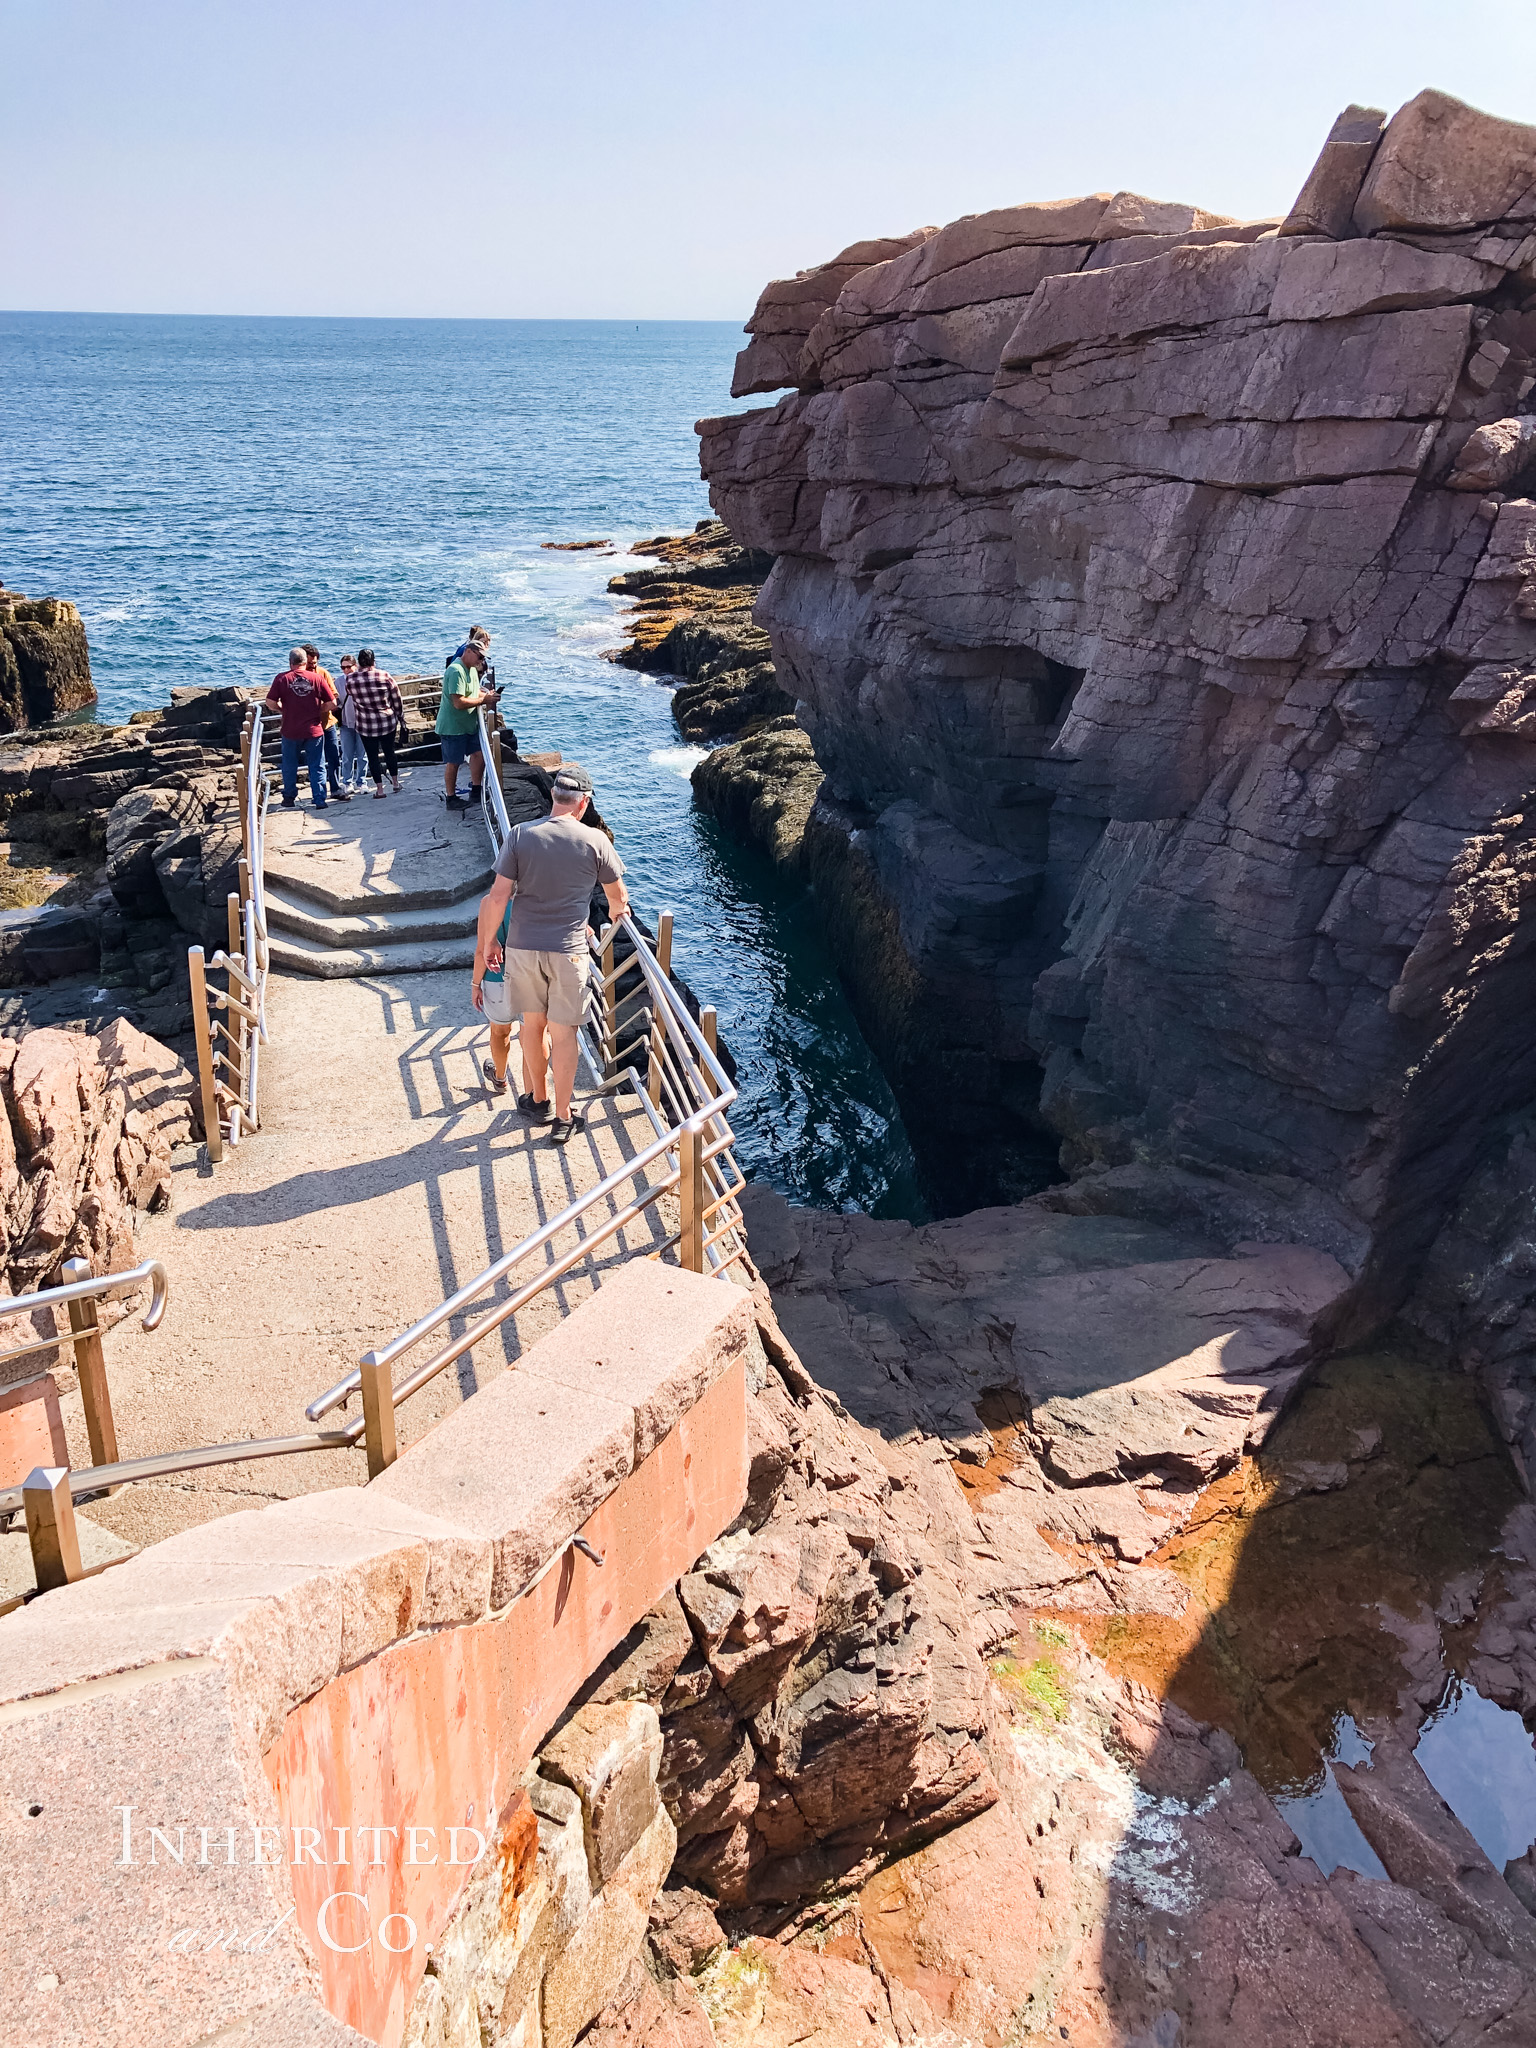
[
  {"x1": 698, "y1": 89, "x2": 1536, "y2": 1304},
  {"x1": 0, "y1": 584, "x2": 95, "y2": 730}
]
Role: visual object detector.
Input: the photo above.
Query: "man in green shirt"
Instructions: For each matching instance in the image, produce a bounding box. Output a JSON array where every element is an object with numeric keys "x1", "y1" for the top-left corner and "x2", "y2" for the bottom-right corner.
[{"x1": 436, "y1": 642, "x2": 502, "y2": 810}]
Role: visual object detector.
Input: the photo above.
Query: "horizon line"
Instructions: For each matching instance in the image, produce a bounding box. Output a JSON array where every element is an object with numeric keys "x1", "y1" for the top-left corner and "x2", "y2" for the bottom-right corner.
[{"x1": 0, "y1": 308, "x2": 750, "y2": 327}]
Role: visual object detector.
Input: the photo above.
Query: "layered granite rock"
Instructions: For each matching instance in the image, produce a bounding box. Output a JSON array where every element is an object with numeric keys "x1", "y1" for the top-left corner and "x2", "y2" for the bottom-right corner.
[{"x1": 698, "y1": 88, "x2": 1536, "y2": 1288}]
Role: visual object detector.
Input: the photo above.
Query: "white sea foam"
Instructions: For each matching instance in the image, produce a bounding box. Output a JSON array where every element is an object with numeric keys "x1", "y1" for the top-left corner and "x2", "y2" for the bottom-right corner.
[{"x1": 649, "y1": 746, "x2": 706, "y2": 780}]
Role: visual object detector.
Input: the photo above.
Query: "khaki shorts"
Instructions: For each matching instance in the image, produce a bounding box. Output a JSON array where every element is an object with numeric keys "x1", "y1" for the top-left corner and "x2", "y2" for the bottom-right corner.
[{"x1": 502, "y1": 948, "x2": 589, "y2": 1028}]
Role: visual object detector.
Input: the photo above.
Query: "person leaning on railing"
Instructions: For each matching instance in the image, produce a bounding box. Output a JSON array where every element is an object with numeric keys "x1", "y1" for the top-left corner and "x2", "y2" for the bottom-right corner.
[
  {"x1": 472, "y1": 763, "x2": 628, "y2": 1145},
  {"x1": 438, "y1": 639, "x2": 502, "y2": 813},
  {"x1": 347, "y1": 651, "x2": 406, "y2": 797}
]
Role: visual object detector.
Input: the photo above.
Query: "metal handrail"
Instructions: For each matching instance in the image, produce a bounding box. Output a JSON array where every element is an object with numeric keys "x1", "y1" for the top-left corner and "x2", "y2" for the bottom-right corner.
[
  {"x1": 302, "y1": 705, "x2": 751, "y2": 1472},
  {"x1": 0, "y1": 1257, "x2": 170, "y2": 1531},
  {"x1": 188, "y1": 702, "x2": 271, "y2": 1161},
  {"x1": 15, "y1": 695, "x2": 752, "y2": 1594}
]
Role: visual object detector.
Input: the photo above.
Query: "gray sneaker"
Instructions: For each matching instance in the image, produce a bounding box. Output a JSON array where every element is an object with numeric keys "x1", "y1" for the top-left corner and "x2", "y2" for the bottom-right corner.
[{"x1": 482, "y1": 1059, "x2": 507, "y2": 1095}]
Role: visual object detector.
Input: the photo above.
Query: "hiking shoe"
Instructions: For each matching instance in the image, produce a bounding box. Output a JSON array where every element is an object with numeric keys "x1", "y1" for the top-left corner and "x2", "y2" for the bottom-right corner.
[
  {"x1": 517, "y1": 1092, "x2": 553, "y2": 1123},
  {"x1": 332, "y1": 789, "x2": 352, "y2": 803},
  {"x1": 548, "y1": 1111, "x2": 585, "y2": 1146},
  {"x1": 482, "y1": 1058, "x2": 507, "y2": 1095},
  {"x1": 281, "y1": 796, "x2": 297, "y2": 809},
  {"x1": 445, "y1": 792, "x2": 467, "y2": 811}
]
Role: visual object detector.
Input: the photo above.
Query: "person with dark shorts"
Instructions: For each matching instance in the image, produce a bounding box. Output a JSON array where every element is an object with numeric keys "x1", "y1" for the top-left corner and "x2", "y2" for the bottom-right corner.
[
  {"x1": 472, "y1": 765, "x2": 628, "y2": 1143},
  {"x1": 437, "y1": 641, "x2": 501, "y2": 811},
  {"x1": 347, "y1": 652, "x2": 405, "y2": 797}
]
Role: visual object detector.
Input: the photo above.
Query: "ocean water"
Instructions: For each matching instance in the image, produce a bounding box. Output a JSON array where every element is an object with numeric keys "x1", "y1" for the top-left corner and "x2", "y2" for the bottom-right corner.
[{"x1": 0, "y1": 311, "x2": 926, "y2": 1218}]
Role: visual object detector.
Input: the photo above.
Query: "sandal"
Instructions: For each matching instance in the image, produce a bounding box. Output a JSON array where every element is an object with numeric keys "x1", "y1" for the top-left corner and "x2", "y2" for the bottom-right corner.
[{"x1": 372, "y1": 784, "x2": 387, "y2": 798}]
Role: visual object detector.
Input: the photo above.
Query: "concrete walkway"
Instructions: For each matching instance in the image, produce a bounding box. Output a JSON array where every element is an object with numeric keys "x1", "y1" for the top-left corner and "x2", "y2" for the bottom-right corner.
[
  {"x1": 263, "y1": 757, "x2": 550, "y2": 977},
  {"x1": 34, "y1": 769, "x2": 673, "y2": 1561}
]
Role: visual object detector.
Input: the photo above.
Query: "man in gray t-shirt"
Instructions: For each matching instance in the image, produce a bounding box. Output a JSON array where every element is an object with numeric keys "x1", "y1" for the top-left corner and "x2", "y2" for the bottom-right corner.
[{"x1": 472, "y1": 764, "x2": 628, "y2": 1142}]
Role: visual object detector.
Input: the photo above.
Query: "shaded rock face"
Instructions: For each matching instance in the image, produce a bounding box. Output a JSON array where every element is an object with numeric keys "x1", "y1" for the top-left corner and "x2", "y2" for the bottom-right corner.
[
  {"x1": 0, "y1": 588, "x2": 94, "y2": 730},
  {"x1": 574, "y1": 1323, "x2": 999, "y2": 1921},
  {"x1": 698, "y1": 88, "x2": 1536, "y2": 1295}
]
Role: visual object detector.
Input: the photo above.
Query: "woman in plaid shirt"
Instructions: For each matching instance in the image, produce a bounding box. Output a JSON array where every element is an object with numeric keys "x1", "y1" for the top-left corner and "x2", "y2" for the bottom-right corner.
[{"x1": 348, "y1": 651, "x2": 406, "y2": 797}]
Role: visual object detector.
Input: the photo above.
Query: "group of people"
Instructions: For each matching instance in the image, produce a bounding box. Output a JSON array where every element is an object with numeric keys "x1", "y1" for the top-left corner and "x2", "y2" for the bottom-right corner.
[
  {"x1": 266, "y1": 641, "x2": 408, "y2": 805},
  {"x1": 267, "y1": 629, "x2": 508, "y2": 812},
  {"x1": 268, "y1": 628, "x2": 627, "y2": 1148}
]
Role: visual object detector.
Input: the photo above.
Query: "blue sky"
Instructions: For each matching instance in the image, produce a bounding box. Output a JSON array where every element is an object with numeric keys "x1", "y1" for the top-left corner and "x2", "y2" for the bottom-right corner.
[{"x1": 4, "y1": 0, "x2": 1534, "y2": 320}]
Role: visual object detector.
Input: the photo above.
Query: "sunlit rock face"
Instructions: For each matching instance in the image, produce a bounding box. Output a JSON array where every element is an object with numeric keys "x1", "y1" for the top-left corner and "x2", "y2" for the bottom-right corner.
[{"x1": 700, "y1": 89, "x2": 1536, "y2": 1291}]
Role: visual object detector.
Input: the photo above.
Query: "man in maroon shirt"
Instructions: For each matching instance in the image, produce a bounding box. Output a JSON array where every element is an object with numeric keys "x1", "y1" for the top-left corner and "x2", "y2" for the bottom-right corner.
[{"x1": 266, "y1": 648, "x2": 337, "y2": 809}]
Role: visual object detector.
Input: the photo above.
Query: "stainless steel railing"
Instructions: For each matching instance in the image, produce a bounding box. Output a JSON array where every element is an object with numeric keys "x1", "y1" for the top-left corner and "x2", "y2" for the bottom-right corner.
[
  {"x1": 301, "y1": 705, "x2": 750, "y2": 1476},
  {"x1": 0, "y1": 1257, "x2": 169, "y2": 1596},
  {"x1": 187, "y1": 701, "x2": 271, "y2": 1160},
  {"x1": 12, "y1": 701, "x2": 751, "y2": 1593}
]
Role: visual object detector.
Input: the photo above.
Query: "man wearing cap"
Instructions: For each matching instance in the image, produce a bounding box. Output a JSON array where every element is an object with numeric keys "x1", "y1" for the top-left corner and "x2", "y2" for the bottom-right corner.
[{"x1": 472, "y1": 765, "x2": 628, "y2": 1144}]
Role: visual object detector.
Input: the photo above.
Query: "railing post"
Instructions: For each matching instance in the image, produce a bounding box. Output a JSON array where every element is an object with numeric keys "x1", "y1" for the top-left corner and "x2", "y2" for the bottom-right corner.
[
  {"x1": 359, "y1": 1354, "x2": 398, "y2": 1479},
  {"x1": 490, "y1": 718, "x2": 504, "y2": 792},
  {"x1": 24, "y1": 1465, "x2": 82, "y2": 1592},
  {"x1": 701, "y1": 1006, "x2": 718, "y2": 1058},
  {"x1": 238, "y1": 714, "x2": 253, "y2": 870},
  {"x1": 601, "y1": 925, "x2": 616, "y2": 1056},
  {"x1": 679, "y1": 1119, "x2": 705, "y2": 1274},
  {"x1": 188, "y1": 947, "x2": 223, "y2": 1163},
  {"x1": 60, "y1": 1255, "x2": 118, "y2": 1476},
  {"x1": 656, "y1": 911, "x2": 673, "y2": 979},
  {"x1": 227, "y1": 890, "x2": 242, "y2": 958}
]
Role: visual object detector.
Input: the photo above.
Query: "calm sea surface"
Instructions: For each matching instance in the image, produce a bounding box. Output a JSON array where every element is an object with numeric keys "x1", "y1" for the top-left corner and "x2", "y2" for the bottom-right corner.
[{"x1": 0, "y1": 312, "x2": 925, "y2": 1218}]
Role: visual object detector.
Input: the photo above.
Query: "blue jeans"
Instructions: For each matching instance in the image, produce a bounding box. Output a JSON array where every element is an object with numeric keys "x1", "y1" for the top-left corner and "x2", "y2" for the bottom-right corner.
[
  {"x1": 322, "y1": 725, "x2": 343, "y2": 796},
  {"x1": 338, "y1": 725, "x2": 368, "y2": 789},
  {"x1": 281, "y1": 735, "x2": 326, "y2": 806}
]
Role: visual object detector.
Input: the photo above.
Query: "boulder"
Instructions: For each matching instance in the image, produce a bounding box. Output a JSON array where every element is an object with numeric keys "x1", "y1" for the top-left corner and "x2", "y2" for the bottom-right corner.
[
  {"x1": 0, "y1": 903, "x2": 100, "y2": 987},
  {"x1": 1353, "y1": 88, "x2": 1536, "y2": 235},
  {"x1": 1279, "y1": 102, "x2": 1388, "y2": 237}
]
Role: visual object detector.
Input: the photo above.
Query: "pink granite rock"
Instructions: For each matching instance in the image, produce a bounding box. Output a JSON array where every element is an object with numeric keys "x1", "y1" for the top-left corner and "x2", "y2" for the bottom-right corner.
[
  {"x1": 698, "y1": 86, "x2": 1536, "y2": 1284},
  {"x1": 1353, "y1": 89, "x2": 1536, "y2": 235}
]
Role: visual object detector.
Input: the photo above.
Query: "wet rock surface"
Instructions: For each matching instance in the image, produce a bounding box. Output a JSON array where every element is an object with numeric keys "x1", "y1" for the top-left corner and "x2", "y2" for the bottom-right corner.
[
  {"x1": 608, "y1": 524, "x2": 820, "y2": 876},
  {"x1": 574, "y1": 1274, "x2": 1536, "y2": 2045},
  {"x1": 695, "y1": 88, "x2": 1536, "y2": 1279}
]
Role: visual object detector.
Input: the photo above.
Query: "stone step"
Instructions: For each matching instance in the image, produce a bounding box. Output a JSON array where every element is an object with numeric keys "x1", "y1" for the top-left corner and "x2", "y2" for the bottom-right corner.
[
  {"x1": 267, "y1": 924, "x2": 478, "y2": 979},
  {"x1": 264, "y1": 883, "x2": 477, "y2": 949},
  {"x1": 263, "y1": 854, "x2": 493, "y2": 918}
]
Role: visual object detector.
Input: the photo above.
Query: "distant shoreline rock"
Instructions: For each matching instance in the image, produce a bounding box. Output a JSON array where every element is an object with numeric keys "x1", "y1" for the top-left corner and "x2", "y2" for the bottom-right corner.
[{"x1": 0, "y1": 585, "x2": 95, "y2": 731}]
